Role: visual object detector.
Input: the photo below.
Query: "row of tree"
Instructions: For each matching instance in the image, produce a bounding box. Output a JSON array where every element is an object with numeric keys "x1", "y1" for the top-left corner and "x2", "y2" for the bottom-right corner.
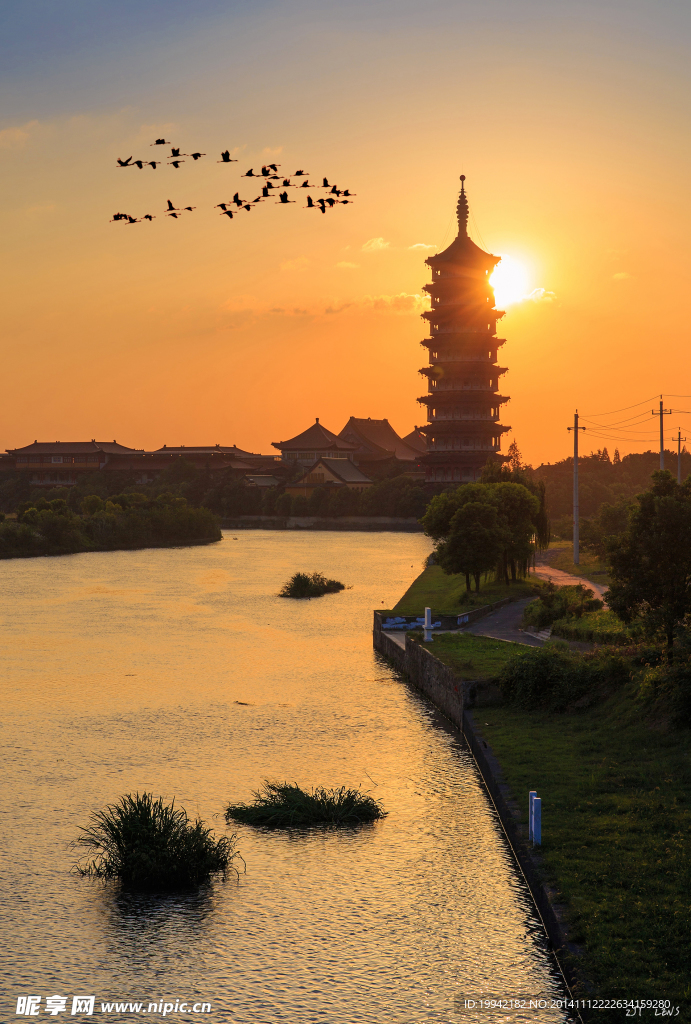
[{"x1": 0, "y1": 493, "x2": 221, "y2": 559}]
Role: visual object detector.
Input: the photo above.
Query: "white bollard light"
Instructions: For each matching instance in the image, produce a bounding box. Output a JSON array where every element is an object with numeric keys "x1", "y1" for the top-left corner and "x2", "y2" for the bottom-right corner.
[
  {"x1": 424, "y1": 606, "x2": 433, "y2": 642},
  {"x1": 532, "y1": 797, "x2": 542, "y2": 845},
  {"x1": 528, "y1": 790, "x2": 537, "y2": 841}
]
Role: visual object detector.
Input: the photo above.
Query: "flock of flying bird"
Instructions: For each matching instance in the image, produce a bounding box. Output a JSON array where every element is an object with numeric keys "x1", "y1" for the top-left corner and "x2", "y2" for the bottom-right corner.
[{"x1": 111, "y1": 139, "x2": 356, "y2": 224}]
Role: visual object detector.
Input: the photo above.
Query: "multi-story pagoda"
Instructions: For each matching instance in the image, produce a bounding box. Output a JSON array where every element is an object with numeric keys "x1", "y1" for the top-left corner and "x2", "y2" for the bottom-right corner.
[{"x1": 418, "y1": 176, "x2": 510, "y2": 483}]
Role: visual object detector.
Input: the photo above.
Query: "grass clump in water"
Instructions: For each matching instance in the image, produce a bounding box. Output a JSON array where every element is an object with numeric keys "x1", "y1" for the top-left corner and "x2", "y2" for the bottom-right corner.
[
  {"x1": 75, "y1": 792, "x2": 240, "y2": 889},
  {"x1": 225, "y1": 781, "x2": 386, "y2": 828},
  {"x1": 279, "y1": 572, "x2": 346, "y2": 599}
]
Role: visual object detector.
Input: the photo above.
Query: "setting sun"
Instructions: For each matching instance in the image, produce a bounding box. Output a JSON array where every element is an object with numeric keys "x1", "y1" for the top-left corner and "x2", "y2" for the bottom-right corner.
[{"x1": 490, "y1": 254, "x2": 531, "y2": 308}]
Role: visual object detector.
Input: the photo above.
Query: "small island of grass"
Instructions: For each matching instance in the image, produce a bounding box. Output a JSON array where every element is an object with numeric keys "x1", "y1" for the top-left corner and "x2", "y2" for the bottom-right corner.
[
  {"x1": 75, "y1": 792, "x2": 239, "y2": 890},
  {"x1": 279, "y1": 571, "x2": 346, "y2": 598},
  {"x1": 225, "y1": 781, "x2": 386, "y2": 828}
]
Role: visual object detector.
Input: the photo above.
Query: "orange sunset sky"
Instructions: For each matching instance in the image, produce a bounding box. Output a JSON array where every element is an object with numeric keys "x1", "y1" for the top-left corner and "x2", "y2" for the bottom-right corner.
[{"x1": 2, "y1": 0, "x2": 690, "y2": 466}]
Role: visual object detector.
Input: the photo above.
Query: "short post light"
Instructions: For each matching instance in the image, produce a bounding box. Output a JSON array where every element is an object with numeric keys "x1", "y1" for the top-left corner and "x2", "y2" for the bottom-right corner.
[{"x1": 423, "y1": 606, "x2": 433, "y2": 642}]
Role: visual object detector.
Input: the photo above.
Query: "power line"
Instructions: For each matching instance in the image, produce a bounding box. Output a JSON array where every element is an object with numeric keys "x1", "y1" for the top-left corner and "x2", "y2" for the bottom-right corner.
[{"x1": 581, "y1": 394, "x2": 660, "y2": 417}]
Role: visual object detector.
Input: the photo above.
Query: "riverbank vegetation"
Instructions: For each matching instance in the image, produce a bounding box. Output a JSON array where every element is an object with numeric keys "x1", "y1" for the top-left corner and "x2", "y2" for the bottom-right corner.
[
  {"x1": 75, "y1": 792, "x2": 239, "y2": 889},
  {"x1": 279, "y1": 572, "x2": 346, "y2": 599},
  {"x1": 478, "y1": 682, "x2": 691, "y2": 1017},
  {"x1": 225, "y1": 781, "x2": 386, "y2": 828},
  {"x1": 412, "y1": 632, "x2": 527, "y2": 680},
  {"x1": 0, "y1": 493, "x2": 221, "y2": 559},
  {"x1": 392, "y1": 564, "x2": 543, "y2": 615}
]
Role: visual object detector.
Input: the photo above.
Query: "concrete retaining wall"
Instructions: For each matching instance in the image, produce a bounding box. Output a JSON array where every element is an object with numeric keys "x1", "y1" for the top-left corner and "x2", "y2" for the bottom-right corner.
[{"x1": 373, "y1": 614, "x2": 579, "y2": 984}]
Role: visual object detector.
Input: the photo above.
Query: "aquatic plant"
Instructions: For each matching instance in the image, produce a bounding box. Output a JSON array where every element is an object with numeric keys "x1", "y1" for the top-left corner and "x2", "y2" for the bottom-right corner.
[
  {"x1": 225, "y1": 781, "x2": 386, "y2": 828},
  {"x1": 279, "y1": 572, "x2": 346, "y2": 598},
  {"x1": 75, "y1": 792, "x2": 239, "y2": 889}
]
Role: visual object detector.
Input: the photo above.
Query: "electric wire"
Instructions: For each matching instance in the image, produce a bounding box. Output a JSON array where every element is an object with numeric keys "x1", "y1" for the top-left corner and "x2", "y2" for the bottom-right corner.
[{"x1": 581, "y1": 394, "x2": 660, "y2": 417}]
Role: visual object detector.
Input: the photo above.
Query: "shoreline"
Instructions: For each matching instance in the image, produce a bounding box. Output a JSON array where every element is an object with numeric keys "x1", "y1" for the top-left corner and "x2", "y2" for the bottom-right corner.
[{"x1": 220, "y1": 515, "x2": 424, "y2": 532}]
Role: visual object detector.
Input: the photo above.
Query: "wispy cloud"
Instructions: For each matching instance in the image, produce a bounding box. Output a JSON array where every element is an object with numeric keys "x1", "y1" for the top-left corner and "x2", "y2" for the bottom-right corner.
[
  {"x1": 325, "y1": 292, "x2": 428, "y2": 315},
  {"x1": 612, "y1": 272, "x2": 631, "y2": 280},
  {"x1": 408, "y1": 242, "x2": 436, "y2": 250},
  {"x1": 0, "y1": 120, "x2": 39, "y2": 149},
  {"x1": 261, "y1": 146, "x2": 283, "y2": 158},
  {"x1": 280, "y1": 256, "x2": 310, "y2": 271},
  {"x1": 336, "y1": 261, "x2": 359, "y2": 269},
  {"x1": 361, "y1": 237, "x2": 390, "y2": 252},
  {"x1": 525, "y1": 288, "x2": 556, "y2": 303}
]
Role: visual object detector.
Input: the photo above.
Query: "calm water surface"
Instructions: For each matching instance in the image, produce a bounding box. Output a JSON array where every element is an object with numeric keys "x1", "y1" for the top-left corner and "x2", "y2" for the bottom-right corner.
[{"x1": 1, "y1": 531, "x2": 569, "y2": 1022}]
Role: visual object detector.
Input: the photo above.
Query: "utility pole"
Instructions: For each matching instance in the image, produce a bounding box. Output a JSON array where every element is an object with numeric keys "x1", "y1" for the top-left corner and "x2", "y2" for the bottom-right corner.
[
  {"x1": 567, "y1": 411, "x2": 586, "y2": 565},
  {"x1": 677, "y1": 429, "x2": 688, "y2": 484},
  {"x1": 652, "y1": 396, "x2": 672, "y2": 470}
]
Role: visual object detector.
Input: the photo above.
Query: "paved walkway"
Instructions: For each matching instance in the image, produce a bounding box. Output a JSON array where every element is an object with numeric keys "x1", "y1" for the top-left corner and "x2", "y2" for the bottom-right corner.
[{"x1": 530, "y1": 562, "x2": 609, "y2": 603}]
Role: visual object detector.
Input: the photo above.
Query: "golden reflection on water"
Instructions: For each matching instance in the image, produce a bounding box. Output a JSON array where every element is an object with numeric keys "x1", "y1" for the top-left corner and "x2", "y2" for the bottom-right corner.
[{"x1": 1, "y1": 531, "x2": 569, "y2": 1022}]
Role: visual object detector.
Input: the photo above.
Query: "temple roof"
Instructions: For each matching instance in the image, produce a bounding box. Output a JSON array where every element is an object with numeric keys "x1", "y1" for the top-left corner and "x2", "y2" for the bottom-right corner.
[
  {"x1": 7, "y1": 440, "x2": 141, "y2": 455},
  {"x1": 426, "y1": 177, "x2": 500, "y2": 270},
  {"x1": 401, "y1": 427, "x2": 427, "y2": 453},
  {"x1": 272, "y1": 418, "x2": 357, "y2": 452},
  {"x1": 338, "y1": 417, "x2": 421, "y2": 461},
  {"x1": 155, "y1": 444, "x2": 261, "y2": 458},
  {"x1": 295, "y1": 457, "x2": 372, "y2": 485}
]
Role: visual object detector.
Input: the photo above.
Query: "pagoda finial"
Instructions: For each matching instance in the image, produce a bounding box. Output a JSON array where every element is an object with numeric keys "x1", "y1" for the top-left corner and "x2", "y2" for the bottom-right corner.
[{"x1": 457, "y1": 174, "x2": 469, "y2": 236}]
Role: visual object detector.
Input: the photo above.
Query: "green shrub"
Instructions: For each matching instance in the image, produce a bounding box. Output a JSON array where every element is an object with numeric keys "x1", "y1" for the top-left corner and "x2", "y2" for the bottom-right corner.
[
  {"x1": 523, "y1": 582, "x2": 602, "y2": 630},
  {"x1": 225, "y1": 781, "x2": 386, "y2": 828},
  {"x1": 279, "y1": 572, "x2": 345, "y2": 598},
  {"x1": 500, "y1": 643, "x2": 629, "y2": 712},
  {"x1": 75, "y1": 792, "x2": 239, "y2": 889},
  {"x1": 636, "y1": 661, "x2": 691, "y2": 727},
  {"x1": 551, "y1": 608, "x2": 636, "y2": 645}
]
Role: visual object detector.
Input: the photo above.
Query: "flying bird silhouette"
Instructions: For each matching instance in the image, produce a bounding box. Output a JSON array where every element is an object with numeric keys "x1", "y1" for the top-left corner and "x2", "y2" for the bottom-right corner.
[
  {"x1": 277, "y1": 192, "x2": 294, "y2": 204},
  {"x1": 317, "y1": 199, "x2": 326, "y2": 213},
  {"x1": 299, "y1": 180, "x2": 312, "y2": 188},
  {"x1": 171, "y1": 148, "x2": 181, "y2": 158},
  {"x1": 293, "y1": 169, "x2": 308, "y2": 176},
  {"x1": 268, "y1": 163, "x2": 280, "y2": 172},
  {"x1": 110, "y1": 212, "x2": 129, "y2": 221},
  {"x1": 329, "y1": 186, "x2": 341, "y2": 195},
  {"x1": 169, "y1": 160, "x2": 185, "y2": 168},
  {"x1": 166, "y1": 200, "x2": 178, "y2": 211},
  {"x1": 188, "y1": 152, "x2": 206, "y2": 161},
  {"x1": 220, "y1": 209, "x2": 234, "y2": 219},
  {"x1": 133, "y1": 160, "x2": 145, "y2": 169},
  {"x1": 117, "y1": 157, "x2": 133, "y2": 167},
  {"x1": 282, "y1": 179, "x2": 292, "y2": 186},
  {"x1": 126, "y1": 216, "x2": 139, "y2": 224},
  {"x1": 148, "y1": 161, "x2": 160, "y2": 169},
  {"x1": 232, "y1": 193, "x2": 244, "y2": 206},
  {"x1": 143, "y1": 214, "x2": 155, "y2": 221},
  {"x1": 341, "y1": 189, "x2": 356, "y2": 197},
  {"x1": 151, "y1": 138, "x2": 170, "y2": 145},
  {"x1": 242, "y1": 168, "x2": 256, "y2": 177},
  {"x1": 167, "y1": 212, "x2": 180, "y2": 218},
  {"x1": 322, "y1": 177, "x2": 330, "y2": 187},
  {"x1": 261, "y1": 186, "x2": 271, "y2": 198},
  {"x1": 215, "y1": 203, "x2": 230, "y2": 211},
  {"x1": 326, "y1": 197, "x2": 337, "y2": 207},
  {"x1": 218, "y1": 151, "x2": 238, "y2": 163},
  {"x1": 305, "y1": 196, "x2": 315, "y2": 208}
]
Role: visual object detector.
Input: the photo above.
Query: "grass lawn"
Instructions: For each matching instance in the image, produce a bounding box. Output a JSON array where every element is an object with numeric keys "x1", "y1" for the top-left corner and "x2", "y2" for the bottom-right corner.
[
  {"x1": 391, "y1": 564, "x2": 540, "y2": 615},
  {"x1": 477, "y1": 687, "x2": 691, "y2": 1016},
  {"x1": 413, "y1": 631, "x2": 526, "y2": 680},
  {"x1": 544, "y1": 541, "x2": 612, "y2": 587}
]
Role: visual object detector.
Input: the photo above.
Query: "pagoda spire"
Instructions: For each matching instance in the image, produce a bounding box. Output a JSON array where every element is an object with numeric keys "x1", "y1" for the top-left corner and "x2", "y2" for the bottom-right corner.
[{"x1": 456, "y1": 174, "x2": 469, "y2": 236}]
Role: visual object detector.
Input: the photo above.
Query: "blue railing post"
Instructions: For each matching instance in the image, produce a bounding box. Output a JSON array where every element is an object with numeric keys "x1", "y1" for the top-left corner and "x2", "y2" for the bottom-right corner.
[
  {"x1": 529, "y1": 790, "x2": 536, "y2": 842},
  {"x1": 532, "y1": 797, "x2": 541, "y2": 845},
  {"x1": 424, "y1": 606, "x2": 433, "y2": 642}
]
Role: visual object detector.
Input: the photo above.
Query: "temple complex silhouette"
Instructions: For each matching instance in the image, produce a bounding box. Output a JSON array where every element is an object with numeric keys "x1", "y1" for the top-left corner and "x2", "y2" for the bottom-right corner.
[{"x1": 418, "y1": 176, "x2": 510, "y2": 482}]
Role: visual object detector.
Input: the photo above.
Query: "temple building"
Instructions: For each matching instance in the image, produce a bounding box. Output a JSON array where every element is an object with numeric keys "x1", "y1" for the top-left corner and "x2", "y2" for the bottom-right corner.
[
  {"x1": 273, "y1": 417, "x2": 424, "y2": 478},
  {"x1": 418, "y1": 176, "x2": 510, "y2": 483}
]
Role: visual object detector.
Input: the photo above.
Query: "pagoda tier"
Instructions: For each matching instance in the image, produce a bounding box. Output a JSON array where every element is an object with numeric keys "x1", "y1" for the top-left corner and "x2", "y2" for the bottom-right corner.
[{"x1": 418, "y1": 176, "x2": 510, "y2": 484}]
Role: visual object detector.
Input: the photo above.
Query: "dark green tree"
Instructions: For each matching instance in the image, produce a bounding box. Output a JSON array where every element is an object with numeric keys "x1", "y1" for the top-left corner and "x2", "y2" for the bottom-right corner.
[
  {"x1": 435, "y1": 501, "x2": 509, "y2": 592},
  {"x1": 607, "y1": 471, "x2": 691, "y2": 657}
]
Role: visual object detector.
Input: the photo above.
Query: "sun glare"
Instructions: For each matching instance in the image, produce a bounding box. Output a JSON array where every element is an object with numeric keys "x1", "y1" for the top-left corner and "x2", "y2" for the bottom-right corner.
[{"x1": 490, "y1": 255, "x2": 531, "y2": 307}]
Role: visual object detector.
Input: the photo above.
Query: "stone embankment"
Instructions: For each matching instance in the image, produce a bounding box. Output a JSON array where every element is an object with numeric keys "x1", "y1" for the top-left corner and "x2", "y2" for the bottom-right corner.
[
  {"x1": 221, "y1": 515, "x2": 423, "y2": 532},
  {"x1": 373, "y1": 611, "x2": 579, "y2": 985}
]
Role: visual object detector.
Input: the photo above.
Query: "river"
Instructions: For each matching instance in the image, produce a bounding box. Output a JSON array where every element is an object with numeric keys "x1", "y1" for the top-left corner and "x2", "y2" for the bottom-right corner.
[{"x1": 1, "y1": 530, "x2": 570, "y2": 1022}]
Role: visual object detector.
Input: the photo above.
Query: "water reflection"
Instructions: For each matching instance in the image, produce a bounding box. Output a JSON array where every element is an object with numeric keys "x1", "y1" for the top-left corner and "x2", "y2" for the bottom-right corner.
[{"x1": 0, "y1": 531, "x2": 570, "y2": 1022}]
